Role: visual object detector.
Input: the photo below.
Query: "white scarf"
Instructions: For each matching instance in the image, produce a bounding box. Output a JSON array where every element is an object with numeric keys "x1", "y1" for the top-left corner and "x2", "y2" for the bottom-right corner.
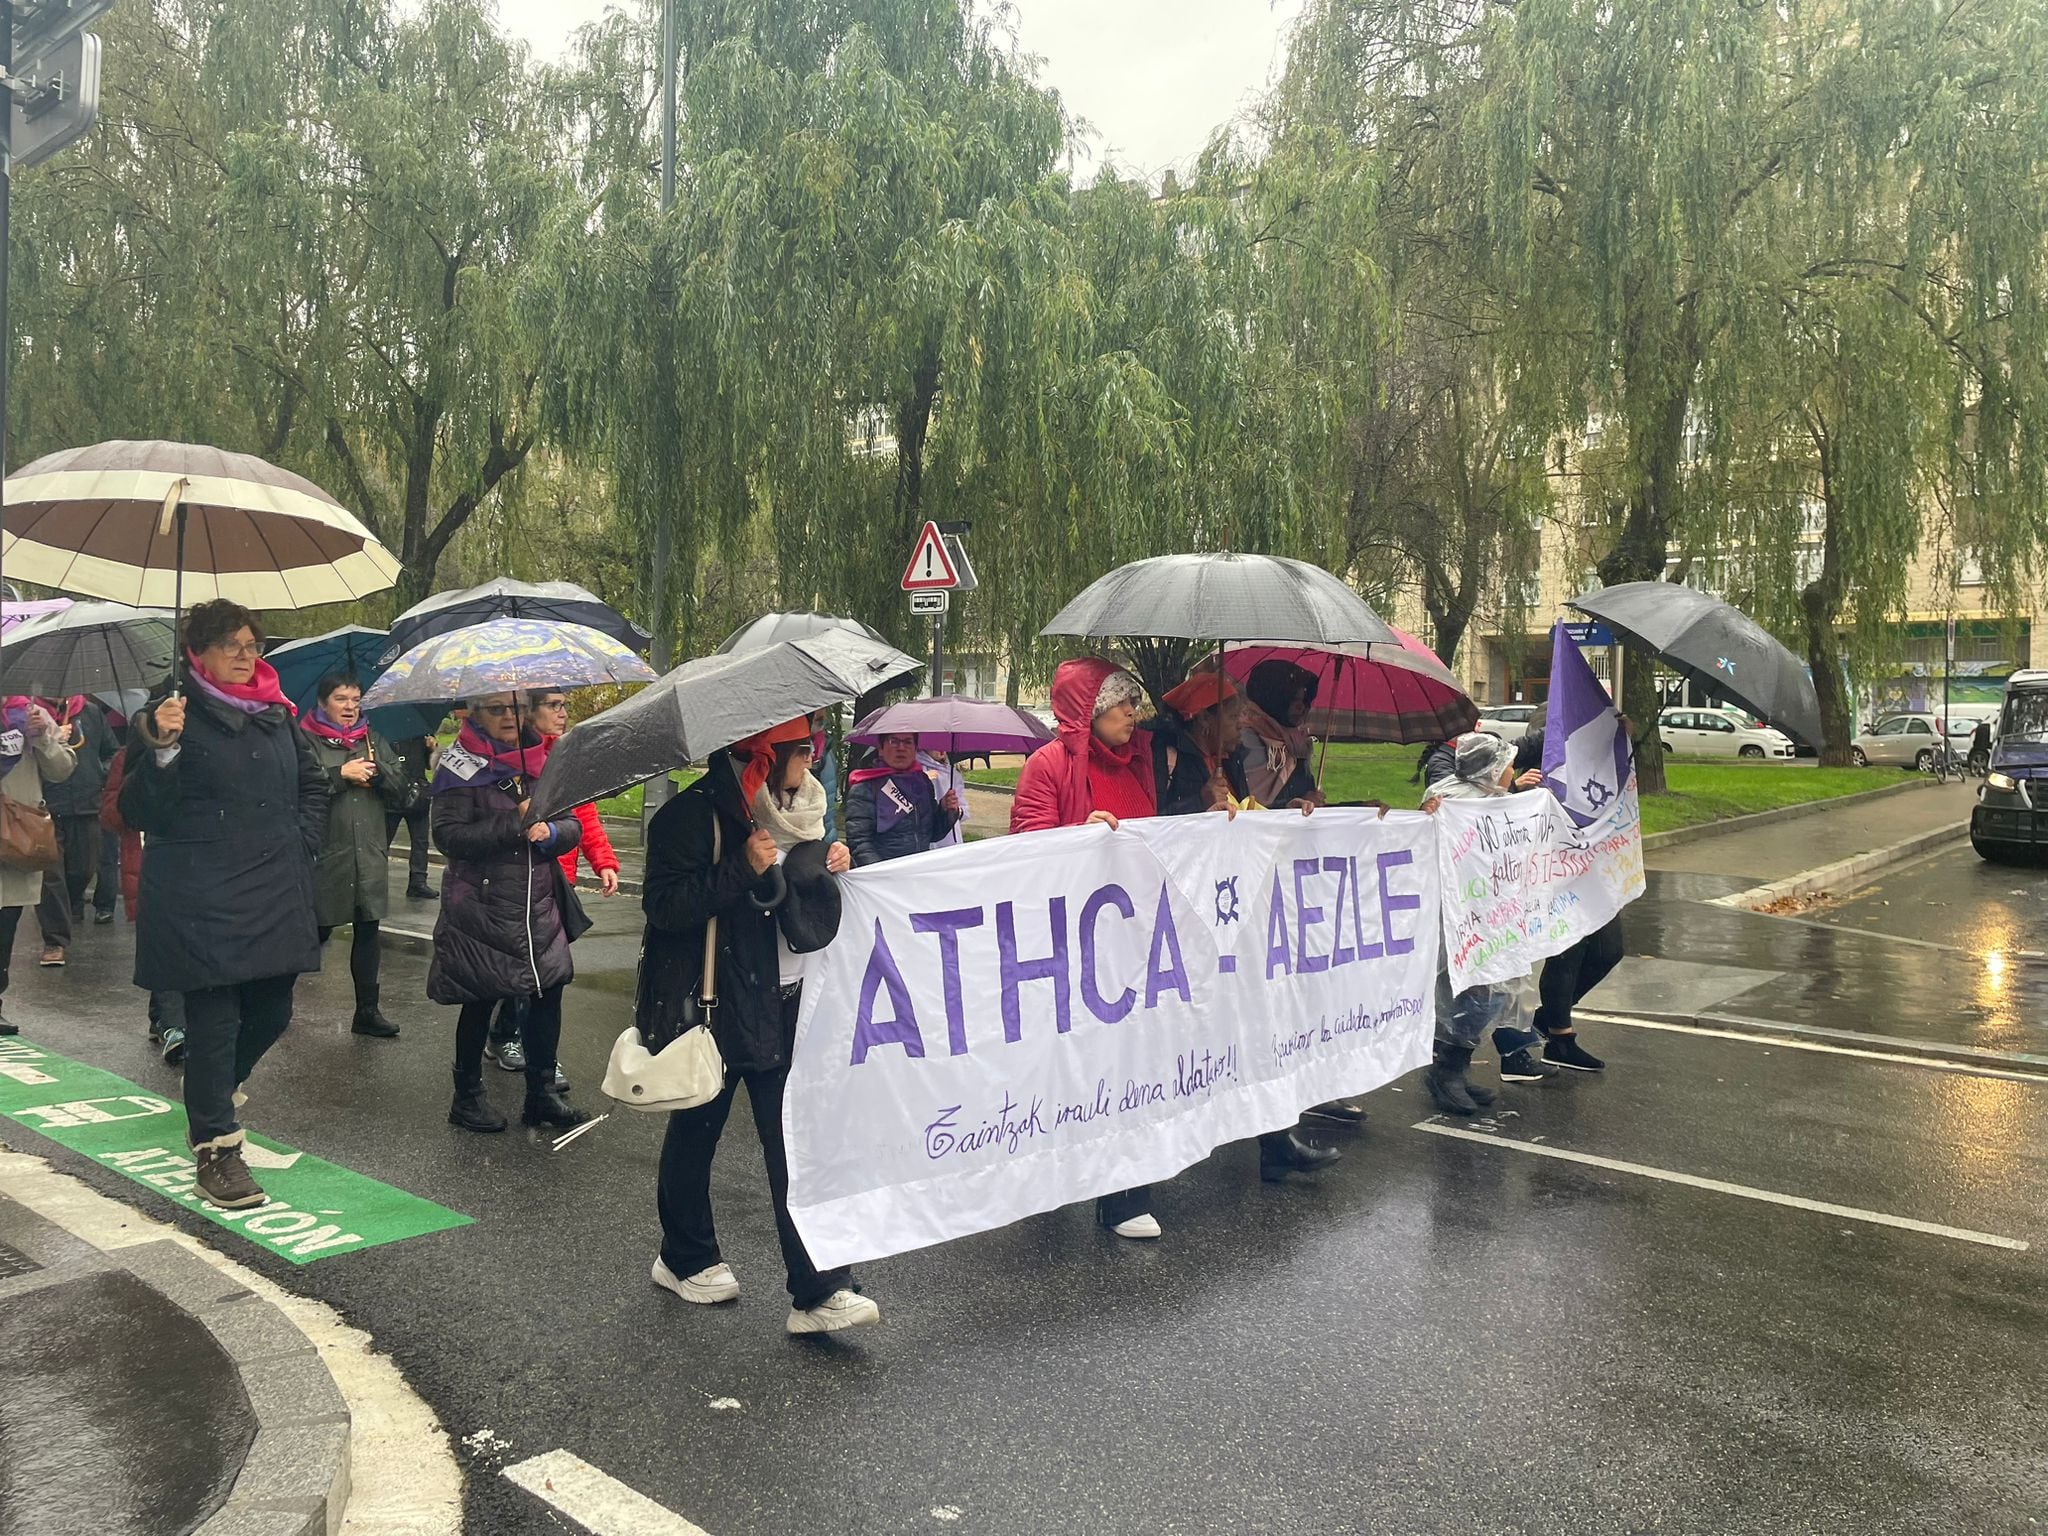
[{"x1": 752, "y1": 772, "x2": 827, "y2": 851}]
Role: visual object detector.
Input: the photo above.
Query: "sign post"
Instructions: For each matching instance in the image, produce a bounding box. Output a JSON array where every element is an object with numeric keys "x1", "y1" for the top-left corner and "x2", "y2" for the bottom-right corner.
[{"x1": 901, "y1": 519, "x2": 962, "y2": 697}]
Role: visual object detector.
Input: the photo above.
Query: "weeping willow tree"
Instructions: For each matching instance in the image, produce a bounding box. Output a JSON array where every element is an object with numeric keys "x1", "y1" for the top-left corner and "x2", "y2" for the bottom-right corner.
[
  {"x1": 12, "y1": 0, "x2": 571, "y2": 610},
  {"x1": 1281, "y1": 0, "x2": 2048, "y2": 786}
]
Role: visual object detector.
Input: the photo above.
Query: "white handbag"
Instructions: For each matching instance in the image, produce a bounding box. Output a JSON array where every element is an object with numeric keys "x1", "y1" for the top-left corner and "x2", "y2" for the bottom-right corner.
[{"x1": 603, "y1": 818, "x2": 728, "y2": 1113}]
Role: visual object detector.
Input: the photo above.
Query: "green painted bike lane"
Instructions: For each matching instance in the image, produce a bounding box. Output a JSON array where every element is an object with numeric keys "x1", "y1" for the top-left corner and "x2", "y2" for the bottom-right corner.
[{"x1": 0, "y1": 1033, "x2": 470, "y2": 1264}]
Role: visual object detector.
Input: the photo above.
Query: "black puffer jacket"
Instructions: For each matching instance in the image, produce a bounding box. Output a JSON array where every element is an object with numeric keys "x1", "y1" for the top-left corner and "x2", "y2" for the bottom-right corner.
[
  {"x1": 120, "y1": 690, "x2": 328, "y2": 994},
  {"x1": 843, "y1": 770, "x2": 957, "y2": 865},
  {"x1": 640, "y1": 754, "x2": 791, "y2": 1074},
  {"x1": 427, "y1": 767, "x2": 582, "y2": 1005}
]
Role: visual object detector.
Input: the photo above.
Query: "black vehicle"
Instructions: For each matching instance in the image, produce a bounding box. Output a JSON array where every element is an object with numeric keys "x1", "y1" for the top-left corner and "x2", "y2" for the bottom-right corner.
[{"x1": 1970, "y1": 671, "x2": 2048, "y2": 862}]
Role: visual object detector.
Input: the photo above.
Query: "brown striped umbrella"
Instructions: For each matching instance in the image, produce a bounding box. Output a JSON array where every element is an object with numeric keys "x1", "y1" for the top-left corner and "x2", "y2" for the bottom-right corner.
[{"x1": 2, "y1": 439, "x2": 400, "y2": 610}]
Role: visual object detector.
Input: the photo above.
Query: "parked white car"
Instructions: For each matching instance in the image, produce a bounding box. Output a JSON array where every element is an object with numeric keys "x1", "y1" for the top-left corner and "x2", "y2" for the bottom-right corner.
[
  {"x1": 1851, "y1": 713, "x2": 1944, "y2": 769},
  {"x1": 1659, "y1": 706, "x2": 1796, "y2": 759},
  {"x1": 1477, "y1": 704, "x2": 1540, "y2": 741}
]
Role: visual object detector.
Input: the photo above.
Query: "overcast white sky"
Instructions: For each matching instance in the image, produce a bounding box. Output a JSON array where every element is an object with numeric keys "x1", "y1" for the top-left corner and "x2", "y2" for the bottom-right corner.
[{"x1": 493, "y1": 0, "x2": 1302, "y2": 183}]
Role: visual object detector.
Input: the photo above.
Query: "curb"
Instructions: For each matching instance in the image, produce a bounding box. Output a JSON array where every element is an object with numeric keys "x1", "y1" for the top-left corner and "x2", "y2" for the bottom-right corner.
[
  {"x1": 0, "y1": 1193, "x2": 351, "y2": 1536},
  {"x1": 1706, "y1": 819, "x2": 1969, "y2": 911},
  {"x1": 1579, "y1": 1007, "x2": 2048, "y2": 1079},
  {"x1": 1640, "y1": 775, "x2": 1934, "y2": 851}
]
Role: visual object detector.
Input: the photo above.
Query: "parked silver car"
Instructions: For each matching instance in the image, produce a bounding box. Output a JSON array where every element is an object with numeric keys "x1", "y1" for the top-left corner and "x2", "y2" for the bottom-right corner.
[
  {"x1": 1851, "y1": 713, "x2": 1943, "y2": 769},
  {"x1": 1477, "y1": 704, "x2": 1540, "y2": 742}
]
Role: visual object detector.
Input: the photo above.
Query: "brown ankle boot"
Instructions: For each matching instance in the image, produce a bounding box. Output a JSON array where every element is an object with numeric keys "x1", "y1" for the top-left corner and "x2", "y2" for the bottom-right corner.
[{"x1": 193, "y1": 1133, "x2": 266, "y2": 1210}]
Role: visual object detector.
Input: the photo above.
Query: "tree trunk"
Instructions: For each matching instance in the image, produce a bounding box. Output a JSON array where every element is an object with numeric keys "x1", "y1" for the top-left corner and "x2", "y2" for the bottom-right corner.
[
  {"x1": 395, "y1": 399, "x2": 442, "y2": 610},
  {"x1": 1800, "y1": 450, "x2": 1852, "y2": 765},
  {"x1": 894, "y1": 348, "x2": 942, "y2": 535}
]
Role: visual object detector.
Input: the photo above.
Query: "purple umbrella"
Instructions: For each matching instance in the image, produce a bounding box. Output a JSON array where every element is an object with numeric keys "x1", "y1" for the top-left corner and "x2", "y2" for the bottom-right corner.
[{"x1": 850, "y1": 697, "x2": 1054, "y2": 756}]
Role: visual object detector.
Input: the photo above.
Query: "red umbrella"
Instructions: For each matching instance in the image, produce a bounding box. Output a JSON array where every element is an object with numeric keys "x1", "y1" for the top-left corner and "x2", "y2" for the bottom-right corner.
[{"x1": 1224, "y1": 627, "x2": 1478, "y2": 745}]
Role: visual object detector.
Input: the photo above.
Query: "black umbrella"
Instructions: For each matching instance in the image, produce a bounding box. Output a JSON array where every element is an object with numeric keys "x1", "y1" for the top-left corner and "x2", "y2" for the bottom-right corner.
[
  {"x1": 1040, "y1": 553, "x2": 1397, "y2": 647},
  {"x1": 529, "y1": 629, "x2": 922, "y2": 822},
  {"x1": 0, "y1": 600, "x2": 175, "y2": 698},
  {"x1": 1568, "y1": 582, "x2": 1822, "y2": 747},
  {"x1": 717, "y1": 611, "x2": 887, "y2": 654},
  {"x1": 381, "y1": 578, "x2": 648, "y2": 666}
]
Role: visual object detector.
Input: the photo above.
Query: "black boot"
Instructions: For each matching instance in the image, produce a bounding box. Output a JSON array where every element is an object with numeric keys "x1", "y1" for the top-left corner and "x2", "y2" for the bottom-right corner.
[
  {"x1": 448, "y1": 1070, "x2": 506, "y2": 1133},
  {"x1": 1423, "y1": 1044, "x2": 1481, "y2": 1116},
  {"x1": 1259, "y1": 1129, "x2": 1343, "y2": 1182},
  {"x1": 522, "y1": 1082, "x2": 592, "y2": 1130},
  {"x1": 1464, "y1": 1075, "x2": 1497, "y2": 1107},
  {"x1": 351, "y1": 983, "x2": 400, "y2": 1039}
]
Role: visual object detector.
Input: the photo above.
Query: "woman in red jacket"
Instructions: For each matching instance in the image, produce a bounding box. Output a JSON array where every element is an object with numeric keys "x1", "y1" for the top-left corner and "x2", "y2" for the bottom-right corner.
[
  {"x1": 1010, "y1": 657, "x2": 1163, "y2": 1239},
  {"x1": 483, "y1": 688, "x2": 621, "y2": 1085}
]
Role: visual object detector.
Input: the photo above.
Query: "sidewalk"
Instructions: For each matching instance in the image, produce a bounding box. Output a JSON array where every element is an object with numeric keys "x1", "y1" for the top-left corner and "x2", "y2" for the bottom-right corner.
[{"x1": 1645, "y1": 778, "x2": 1972, "y2": 884}]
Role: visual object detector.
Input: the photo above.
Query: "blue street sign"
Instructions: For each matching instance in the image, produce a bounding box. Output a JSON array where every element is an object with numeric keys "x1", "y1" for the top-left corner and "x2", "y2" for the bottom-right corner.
[{"x1": 1563, "y1": 621, "x2": 1615, "y2": 646}]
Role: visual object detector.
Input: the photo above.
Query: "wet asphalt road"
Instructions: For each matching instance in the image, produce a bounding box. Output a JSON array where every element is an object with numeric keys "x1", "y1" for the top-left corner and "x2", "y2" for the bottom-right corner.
[{"x1": 5, "y1": 876, "x2": 2048, "y2": 1536}]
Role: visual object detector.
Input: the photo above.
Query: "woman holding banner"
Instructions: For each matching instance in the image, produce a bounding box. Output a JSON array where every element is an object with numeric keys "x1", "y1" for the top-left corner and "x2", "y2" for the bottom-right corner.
[
  {"x1": 1151, "y1": 670, "x2": 1343, "y2": 1183},
  {"x1": 1421, "y1": 733, "x2": 1544, "y2": 1115},
  {"x1": 643, "y1": 720, "x2": 880, "y2": 1336},
  {"x1": 1011, "y1": 657, "x2": 1165, "y2": 1239}
]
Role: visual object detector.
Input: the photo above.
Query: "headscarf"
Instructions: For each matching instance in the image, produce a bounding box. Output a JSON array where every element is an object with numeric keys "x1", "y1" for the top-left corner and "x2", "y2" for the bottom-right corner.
[
  {"x1": 0, "y1": 697, "x2": 29, "y2": 775},
  {"x1": 187, "y1": 651, "x2": 296, "y2": 718},
  {"x1": 430, "y1": 719, "x2": 549, "y2": 797},
  {"x1": 731, "y1": 717, "x2": 813, "y2": 812},
  {"x1": 303, "y1": 708, "x2": 370, "y2": 748}
]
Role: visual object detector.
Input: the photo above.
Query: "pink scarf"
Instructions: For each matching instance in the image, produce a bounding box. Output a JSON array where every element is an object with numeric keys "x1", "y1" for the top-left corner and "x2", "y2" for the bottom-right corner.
[
  {"x1": 303, "y1": 709, "x2": 370, "y2": 747},
  {"x1": 187, "y1": 651, "x2": 296, "y2": 718}
]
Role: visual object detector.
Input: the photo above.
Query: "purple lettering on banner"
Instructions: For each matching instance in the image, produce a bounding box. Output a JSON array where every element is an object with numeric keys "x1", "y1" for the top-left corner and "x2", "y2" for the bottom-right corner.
[
  {"x1": 1351, "y1": 853, "x2": 1382, "y2": 962},
  {"x1": 1377, "y1": 848, "x2": 1420, "y2": 956},
  {"x1": 1265, "y1": 869, "x2": 1291, "y2": 979},
  {"x1": 997, "y1": 897, "x2": 1071, "y2": 1041},
  {"x1": 1078, "y1": 884, "x2": 1137, "y2": 1023},
  {"x1": 1144, "y1": 884, "x2": 1191, "y2": 1008},
  {"x1": 849, "y1": 918, "x2": 926, "y2": 1065},
  {"x1": 1324, "y1": 856, "x2": 1356, "y2": 967},
  {"x1": 911, "y1": 907, "x2": 986, "y2": 1055},
  {"x1": 1293, "y1": 858, "x2": 1329, "y2": 975}
]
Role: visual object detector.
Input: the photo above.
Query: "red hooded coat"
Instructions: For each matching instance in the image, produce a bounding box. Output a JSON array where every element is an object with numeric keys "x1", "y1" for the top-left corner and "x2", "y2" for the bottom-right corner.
[{"x1": 1010, "y1": 657, "x2": 1157, "y2": 832}]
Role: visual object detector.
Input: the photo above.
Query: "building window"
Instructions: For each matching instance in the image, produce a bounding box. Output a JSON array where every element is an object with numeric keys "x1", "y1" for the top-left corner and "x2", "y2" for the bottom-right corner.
[{"x1": 1959, "y1": 555, "x2": 1985, "y2": 587}]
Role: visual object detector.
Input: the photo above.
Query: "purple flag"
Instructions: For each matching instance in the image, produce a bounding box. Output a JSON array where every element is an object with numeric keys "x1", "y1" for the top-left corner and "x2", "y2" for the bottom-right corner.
[{"x1": 1541, "y1": 622, "x2": 1632, "y2": 825}]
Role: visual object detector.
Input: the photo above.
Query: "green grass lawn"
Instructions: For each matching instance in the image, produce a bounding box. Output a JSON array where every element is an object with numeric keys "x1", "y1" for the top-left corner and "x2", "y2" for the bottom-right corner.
[
  {"x1": 595, "y1": 770, "x2": 700, "y2": 820},
  {"x1": 965, "y1": 744, "x2": 1917, "y2": 837}
]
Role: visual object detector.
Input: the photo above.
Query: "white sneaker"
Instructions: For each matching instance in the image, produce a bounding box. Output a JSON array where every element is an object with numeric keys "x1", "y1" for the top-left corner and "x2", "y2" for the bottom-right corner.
[
  {"x1": 1112, "y1": 1214, "x2": 1162, "y2": 1240},
  {"x1": 786, "y1": 1288, "x2": 880, "y2": 1335},
  {"x1": 652, "y1": 1256, "x2": 739, "y2": 1304}
]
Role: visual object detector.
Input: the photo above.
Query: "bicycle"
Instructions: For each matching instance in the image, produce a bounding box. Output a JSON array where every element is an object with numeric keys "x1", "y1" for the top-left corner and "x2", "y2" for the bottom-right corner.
[{"x1": 1919, "y1": 742, "x2": 1963, "y2": 784}]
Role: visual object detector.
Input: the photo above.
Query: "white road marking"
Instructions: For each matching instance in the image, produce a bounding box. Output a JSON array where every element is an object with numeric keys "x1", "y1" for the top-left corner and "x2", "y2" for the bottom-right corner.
[
  {"x1": 1576, "y1": 1009, "x2": 2048, "y2": 1084},
  {"x1": 504, "y1": 1449, "x2": 715, "y2": 1536},
  {"x1": 380, "y1": 922, "x2": 435, "y2": 942},
  {"x1": 1413, "y1": 1120, "x2": 2031, "y2": 1252}
]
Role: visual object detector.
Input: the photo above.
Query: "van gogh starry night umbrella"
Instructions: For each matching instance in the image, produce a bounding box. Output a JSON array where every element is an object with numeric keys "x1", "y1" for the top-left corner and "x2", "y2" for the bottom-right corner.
[{"x1": 361, "y1": 618, "x2": 655, "y2": 711}]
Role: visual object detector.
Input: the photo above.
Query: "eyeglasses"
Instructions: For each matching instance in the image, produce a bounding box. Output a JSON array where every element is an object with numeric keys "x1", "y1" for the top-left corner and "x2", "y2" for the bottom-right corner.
[
  {"x1": 881, "y1": 736, "x2": 918, "y2": 748},
  {"x1": 209, "y1": 639, "x2": 263, "y2": 659},
  {"x1": 474, "y1": 704, "x2": 520, "y2": 718},
  {"x1": 534, "y1": 698, "x2": 568, "y2": 711}
]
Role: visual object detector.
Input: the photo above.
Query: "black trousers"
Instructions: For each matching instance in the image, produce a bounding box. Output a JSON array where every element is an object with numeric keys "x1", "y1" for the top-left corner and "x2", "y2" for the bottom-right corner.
[
  {"x1": 94, "y1": 817, "x2": 119, "y2": 916},
  {"x1": 387, "y1": 806, "x2": 430, "y2": 887},
  {"x1": 0, "y1": 905, "x2": 20, "y2": 996},
  {"x1": 656, "y1": 992, "x2": 849, "y2": 1310},
  {"x1": 1534, "y1": 914, "x2": 1626, "y2": 1037},
  {"x1": 1096, "y1": 1185, "x2": 1155, "y2": 1227},
  {"x1": 454, "y1": 982, "x2": 562, "y2": 1091},
  {"x1": 183, "y1": 974, "x2": 298, "y2": 1146},
  {"x1": 317, "y1": 921, "x2": 381, "y2": 1010},
  {"x1": 490, "y1": 992, "x2": 529, "y2": 1044},
  {"x1": 36, "y1": 815, "x2": 99, "y2": 947}
]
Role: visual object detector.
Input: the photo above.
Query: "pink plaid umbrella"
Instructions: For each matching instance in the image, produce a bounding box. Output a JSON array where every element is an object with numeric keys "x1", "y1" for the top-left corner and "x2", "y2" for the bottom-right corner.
[{"x1": 1223, "y1": 626, "x2": 1478, "y2": 745}]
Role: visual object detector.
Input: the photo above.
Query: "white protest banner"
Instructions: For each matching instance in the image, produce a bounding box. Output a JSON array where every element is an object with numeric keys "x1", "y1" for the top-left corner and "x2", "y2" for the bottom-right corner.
[
  {"x1": 785, "y1": 808, "x2": 1439, "y2": 1268},
  {"x1": 1436, "y1": 779, "x2": 1645, "y2": 992}
]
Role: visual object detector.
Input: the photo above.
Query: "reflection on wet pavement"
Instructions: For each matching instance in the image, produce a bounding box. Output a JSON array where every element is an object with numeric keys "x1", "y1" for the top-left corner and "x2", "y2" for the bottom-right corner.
[{"x1": 1610, "y1": 868, "x2": 2048, "y2": 1058}]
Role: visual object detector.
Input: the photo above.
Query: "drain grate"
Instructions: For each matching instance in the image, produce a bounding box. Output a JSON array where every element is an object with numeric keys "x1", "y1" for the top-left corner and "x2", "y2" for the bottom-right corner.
[{"x1": 0, "y1": 1238, "x2": 42, "y2": 1279}]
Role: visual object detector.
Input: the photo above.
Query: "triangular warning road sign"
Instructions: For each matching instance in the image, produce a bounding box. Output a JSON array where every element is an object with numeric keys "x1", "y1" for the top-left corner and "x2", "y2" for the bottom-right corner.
[{"x1": 901, "y1": 521, "x2": 960, "y2": 590}]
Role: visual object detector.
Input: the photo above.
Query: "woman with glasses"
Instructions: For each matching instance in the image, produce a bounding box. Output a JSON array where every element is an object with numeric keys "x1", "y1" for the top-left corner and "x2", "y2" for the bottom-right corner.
[
  {"x1": 119, "y1": 601, "x2": 326, "y2": 1210},
  {"x1": 427, "y1": 692, "x2": 590, "y2": 1134},
  {"x1": 843, "y1": 731, "x2": 962, "y2": 865},
  {"x1": 485, "y1": 688, "x2": 619, "y2": 1085}
]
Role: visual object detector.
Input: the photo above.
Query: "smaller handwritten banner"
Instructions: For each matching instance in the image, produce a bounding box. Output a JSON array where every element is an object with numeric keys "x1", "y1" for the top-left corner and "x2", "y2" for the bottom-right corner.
[
  {"x1": 1436, "y1": 779, "x2": 1645, "y2": 992},
  {"x1": 786, "y1": 810, "x2": 1441, "y2": 1268}
]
